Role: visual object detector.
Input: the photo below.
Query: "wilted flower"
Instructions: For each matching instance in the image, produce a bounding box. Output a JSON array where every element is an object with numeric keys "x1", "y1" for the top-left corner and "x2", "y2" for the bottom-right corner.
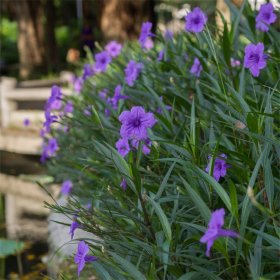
[
  {"x1": 124, "y1": 60, "x2": 143, "y2": 87},
  {"x1": 230, "y1": 58, "x2": 241, "y2": 68},
  {"x1": 185, "y1": 7, "x2": 207, "y2": 33},
  {"x1": 131, "y1": 138, "x2": 152, "y2": 155},
  {"x1": 74, "y1": 241, "x2": 97, "y2": 277},
  {"x1": 119, "y1": 106, "x2": 157, "y2": 140},
  {"x1": 82, "y1": 64, "x2": 94, "y2": 80},
  {"x1": 256, "y1": 3, "x2": 277, "y2": 32},
  {"x1": 139, "y1": 22, "x2": 153, "y2": 48},
  {"x1": 115, "y1": 138, "x2": 130, "y2": 157},
  {"x1": 190, "y1": 57, "x2": 203, "y2": 77},
  {"x1": 200, "y1": 208, "x2": 239, "y2": 257},
  {"x1": 244, "y1": 43, "x2": 267, "y2": 77},
  {"x1": 23, "y1": 118, "x2": 30, "y2": 127},
  {"x1": 105, "y1": 41, "x2": 122, "y2": 57},
  {"x1": 69, "y1": 219, "x2": 80, "y2": 239},
  {"x1": 120, "y1": 178, "x2": 127, "y2": 190},
  {"x1": 40, "y1": 137, "x2": 59, "y2": 162},
  {"x1": 94, "y1": 51, "x2": 111, "y2": 72},
  {"x1": 61, "y1": 180, "x2": 73, "y2": 195},
  {"x1": 205, "y1": 154, "x2": 229, "y2": 182},
  {"x1": 112, "y1": 85, "x2": 128, "y2": 109}
]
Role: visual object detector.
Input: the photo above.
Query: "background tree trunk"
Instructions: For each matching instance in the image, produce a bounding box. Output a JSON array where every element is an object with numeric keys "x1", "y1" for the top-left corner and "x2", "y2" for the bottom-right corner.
[
  {"x1": 16, "y1": 0, "x2": 45, "y2": 79},
  {"x1": 98, "y1": 0, "x2": 156, "y2": 42},
  {"x1": 45, "y1": 0, "x2": 58, "y2": 70}
]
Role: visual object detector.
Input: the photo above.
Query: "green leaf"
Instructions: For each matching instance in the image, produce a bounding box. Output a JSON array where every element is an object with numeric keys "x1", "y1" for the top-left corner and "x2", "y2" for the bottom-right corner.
[
  {"x1": 0, "y1": 239, "x2": 25, "y2": 257},
  {"x1": 110, "y1": 252, "x2": 146, "y2": 280},
  {"x1": 147, "y1": 196, "x2": 172, "y2": 242},
  {"x1": 196, "y1": 168, "x2": 231, "y2": 211},
  {"x1": 180, "y1": 176, "x2": 211, "y2": 222},
  {"x1": 92, "y1": 262, "x2": 113, "y2": 280}
]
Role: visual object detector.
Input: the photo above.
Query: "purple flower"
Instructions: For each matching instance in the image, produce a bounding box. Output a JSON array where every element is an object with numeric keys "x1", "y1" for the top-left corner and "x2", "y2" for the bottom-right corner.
[
  {"x1": 94, "y1": 51, "x2": 111, "y2": 72},
  {"x1": 23, "y1": 118, "x2": 30, "y2": 127},
  {"x1": 40, "y1": 138, "x2": 58, "y2": 162},
  {"x1": 115, "y1": 138, "x2": 130, "y2": 157},
  {"x1": 99, "y1": 89, "x2": 108, "y2": 100},
  {"x1": 69, "y1": 220, "x2": 80, "y2": 239},
  {"x1": 43, "y1": 111, "x2": 57, "y2": 133},
  {"x1": 244, "y1": 43, "x2": 267, "y2": 77},
  {"x1": 230, "y1": 58, "x2": 241, "y2": 68},
  {"x1": 112, "y1": 85, "x2": 128, "y2": 109},
  {"x1": 82, "y1": 64, "x2": 94, "y2": 80},
  {"x1": 205, "y1": 154, "x2": 229, "y2": 182},
  {"x1": 185, "y1": 7, "x2": 207, "y2": 33},
  {"x1": 143, "y1": 37, "x2": 154, "y2": 50},
  {"x1": 64, "y1": 101, "x2": 74, "y2": 114},
  {"x1": 46, "y1": 85, "x2": 62, "y2": 111},
  {"x1": 200, "y1": 208, "x2": 239, "y2": 257},
  {"x1": 190, "y1": 57, "x2": 203, "y2": 77},
  {"x1": 139, "y1": 22, "x2": 153, "y2": 49},
  {"x1": 124, "y1": 60, "x2": 143, "y2": 87},
  {"x1": 74, "y1": 77, "x2": 84, "y2": 94},
  {"x1": 74, "y1": 241, "x2": 97, "y2": 277},
  {"x1": 61, "y1": 180, "x2": 73, "y2": 195},
  {"x1": 157, "y1": 50, "x2": 164, "y2": 61},
  {"x1": 119, "y1": 106, "x2": 157, "y2": 140},
  {"x1": 256, "y1": 3, "x2": 277, "y2": 32},
  {"x1": 120, "y1": 178, "x2": 127, "y2": 190},
  {"x1": 105, "y1": 41, "x2": 122, "y2": 57}
]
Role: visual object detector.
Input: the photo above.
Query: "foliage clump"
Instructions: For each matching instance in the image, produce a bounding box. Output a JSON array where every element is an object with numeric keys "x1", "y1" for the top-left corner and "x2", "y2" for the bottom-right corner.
[{"x1": 42, "y1": 2, "x2": 279, "y2": 279}]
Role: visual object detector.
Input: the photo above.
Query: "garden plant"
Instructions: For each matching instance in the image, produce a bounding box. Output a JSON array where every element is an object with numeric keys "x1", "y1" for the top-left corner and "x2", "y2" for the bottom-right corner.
[{"x1": 41, "y1": 2, "x2": 279, "y2": 279}]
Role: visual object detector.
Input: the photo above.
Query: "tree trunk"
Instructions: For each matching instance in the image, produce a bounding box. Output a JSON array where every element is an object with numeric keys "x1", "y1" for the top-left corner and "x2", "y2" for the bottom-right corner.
[
  {"x1": 45, "y1": 0, "x2": 58, "y2": 70},
  {"x1": 98, "y1": 0, "x2": 156, "y2": 42},
  {"x1": 16, "y1": 0, "x2": 45, "y2": 79}
]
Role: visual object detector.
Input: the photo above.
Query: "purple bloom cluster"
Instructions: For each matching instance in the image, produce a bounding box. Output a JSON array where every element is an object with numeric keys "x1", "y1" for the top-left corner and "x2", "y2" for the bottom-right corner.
[
  {"x1": 40, "y1": 137, "x2": 59, "y2": 162},
  {"x1": 157, "y1": 50, "x2": 164, "y2": 61},
  {"x1": 190, "y1": 58, "x2": 203, "y2": 77},
  {"x1": 244, "y1": 43, "x2": 267, "y2": 77},
  {"x1": 116, "y1": 106, "x2": 156, "y2": 156},
  {"x1": 74, "y1": 241, "x2": 97, "y2": 277},
  {"x1": 61, "y1": 179, "x2": 73, "y2": 195},
  {"x1": 185, "y1": 7, "x2": 207, "y2": 33},
  {"x1": 138, "y1": 22, "x2": 153, "y2": 49},
  {"x1": 125, "y1": 60, "x2": 143, "y2": 87},
  {"x1": 256, "y1": 3, "x2": 277, "y2": 32},
  {"x1": 164, "y1": 29, "x2": 174, "y2": 40},
  {"x1": 105, "y1": 41, "x2": 122, "y2": 58},
  {"x1": 200, "y1": 208, "x2": 239, "y2": 257},
  {"x1": 120, "y1": 178, "x2": 127, "y2": 190},
  {"x1": 205, "y1": 154, "x2": 229, "y2": 182},
  {"x1": 94, "y1": 51, "x2": 112, "y2": 73}
]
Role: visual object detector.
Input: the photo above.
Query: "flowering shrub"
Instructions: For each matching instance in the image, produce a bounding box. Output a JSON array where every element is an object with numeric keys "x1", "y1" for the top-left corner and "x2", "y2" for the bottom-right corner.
[{"x1": 42, "y1": 3, "x2": 279, "y2": 279}]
